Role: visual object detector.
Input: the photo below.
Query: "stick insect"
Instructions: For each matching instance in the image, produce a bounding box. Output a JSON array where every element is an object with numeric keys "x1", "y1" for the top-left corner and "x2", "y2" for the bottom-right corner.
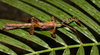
[{"x1": 3, "y1": 16, "x2": 84, "y2": 42}]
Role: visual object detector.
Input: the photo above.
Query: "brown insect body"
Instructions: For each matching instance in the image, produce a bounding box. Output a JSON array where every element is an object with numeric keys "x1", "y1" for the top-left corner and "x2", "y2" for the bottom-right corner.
[
  {"x1": 3, "y1": 16, "x2": 84, "y2": 42},
  {"x1": 35, "y1": 22, "x2": 59, "y2": 29}
]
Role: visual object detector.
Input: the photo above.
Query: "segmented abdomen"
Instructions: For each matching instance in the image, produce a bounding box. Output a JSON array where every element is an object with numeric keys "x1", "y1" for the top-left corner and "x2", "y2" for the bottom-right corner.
[{"x1": 6, "y1": 23, "x2": 31, "y2": 27}]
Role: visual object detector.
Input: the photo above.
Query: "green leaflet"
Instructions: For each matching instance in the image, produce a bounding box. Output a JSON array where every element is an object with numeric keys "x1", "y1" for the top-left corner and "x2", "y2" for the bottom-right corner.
[
  {"x1": 58, "y1": 28, "x2": 81, "y2": 43},
  {"x1": 22, "y1": 0, "x2": 71, "y2": 20},
  {"x1": 49, "y1": 50, "x2": 55, "y2": 55},
  {"x1": 70, "y1": 22, "x2": 97, "y2": 43},
  {"x1": 90, "y1": 44, "x2": 99, "y2": 55},
  {"x1": 34, "y1": 31, "x2": 66, "y2": 45},
  {"x1": 91, "y1": 0, "x2": 100, "y2": 8},
  {"x1": 63, "y1": 48, "x2": 70, "y2": 55},
  {"x1": 0, "y1": 33, "x2": 34, "y2": 52},
  {"x1": 0, "y1": 43, "x2": 17, "y2": 55},
  {"x1": 71, "y1": 0, "x2": 100, "y2": 22},
  {"x1": 77, "y1": 46, "x2": 85, "y2": 55}
]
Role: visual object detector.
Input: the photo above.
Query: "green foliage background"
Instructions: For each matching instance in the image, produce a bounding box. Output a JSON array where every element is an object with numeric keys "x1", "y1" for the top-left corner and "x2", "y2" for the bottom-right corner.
[{"x1": 0, "y1": 0, "x2": 100, "y2": 55}]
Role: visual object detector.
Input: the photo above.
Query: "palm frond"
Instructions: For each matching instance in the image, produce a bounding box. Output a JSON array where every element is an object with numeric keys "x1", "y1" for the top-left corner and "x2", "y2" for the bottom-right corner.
[{"x1": 0, "y1": 0, "x2": 100, "y2": 55}]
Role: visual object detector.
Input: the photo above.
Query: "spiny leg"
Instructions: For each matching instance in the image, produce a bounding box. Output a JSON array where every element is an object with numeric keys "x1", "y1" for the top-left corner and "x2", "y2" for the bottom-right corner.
[
  {"x1": 62, "y1": 16, "x2": 84, "y2": 28},
  {"x1": 50, "y1": 16, "x2": 57, "y2": 42},
  {"x1": 61, "y1": 20, "x2": 83, "y2": 44},
  {"x1": 50, "y1": 26, "x2": 57, "y2": 42},
  {"x1": 27, "y1": 17, "x2": 35, "y2": 40}
]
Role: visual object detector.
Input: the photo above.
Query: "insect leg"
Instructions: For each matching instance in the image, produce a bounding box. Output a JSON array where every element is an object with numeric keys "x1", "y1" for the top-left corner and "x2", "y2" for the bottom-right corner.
[
  {"x1": 62, "y1": 16, "x2": 84, "y2": 28},
  {"x1": 50, "y1": 16, "x2": 57, "y2": 42},
  {"x1": 27, "y1": 17, "x2": 34, "y2": 40},
  {"x1": 61, "y1": 22, "x2": 83, "y2": 44}
]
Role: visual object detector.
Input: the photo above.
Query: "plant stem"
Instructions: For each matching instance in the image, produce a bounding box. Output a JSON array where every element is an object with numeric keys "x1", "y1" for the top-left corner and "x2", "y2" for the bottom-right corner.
[{"x1": 24, "y1": 42, "x2": 100, "y2": 55}]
